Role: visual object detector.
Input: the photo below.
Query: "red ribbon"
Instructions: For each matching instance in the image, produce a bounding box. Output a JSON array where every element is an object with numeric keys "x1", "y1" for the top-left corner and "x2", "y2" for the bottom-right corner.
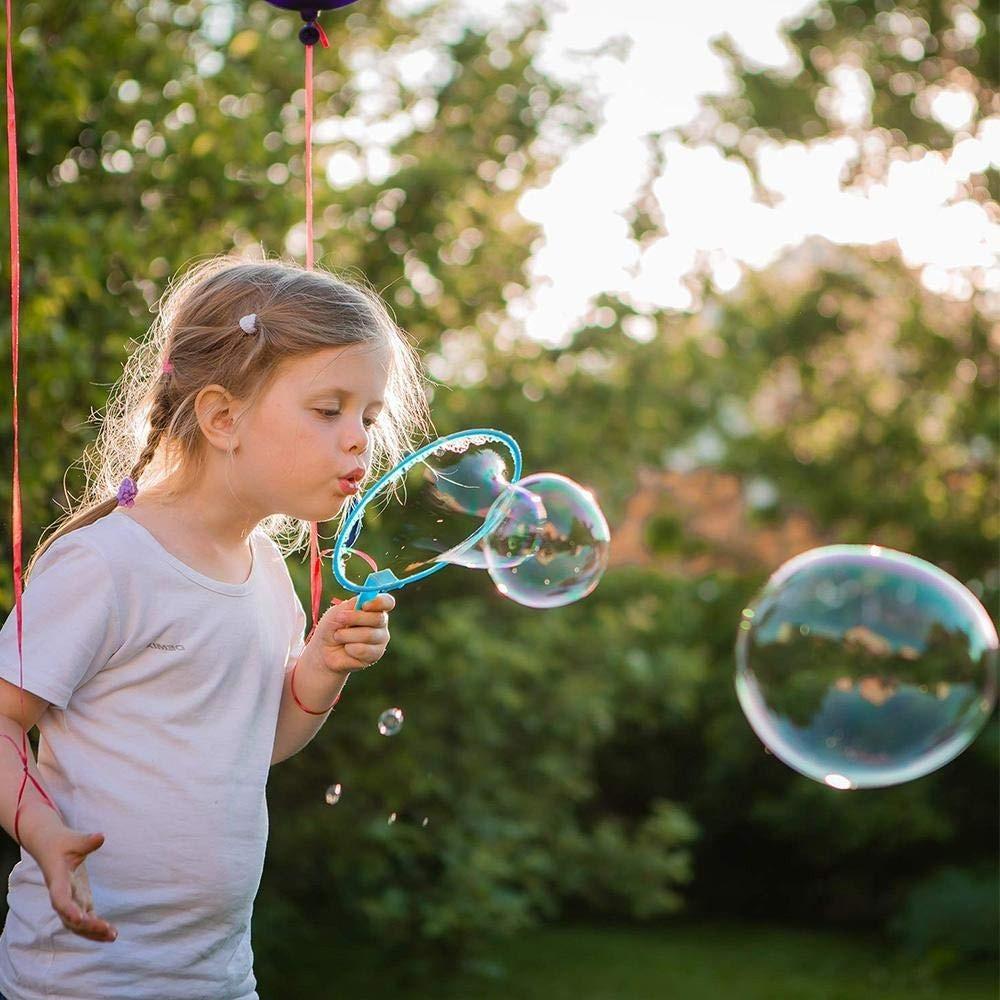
[
  {"x1": 304, "y1": 37, "x2": 325, "y2": 631},
  {"x1": 5, "y1": 0, "x2": 60, "y2": 846}
]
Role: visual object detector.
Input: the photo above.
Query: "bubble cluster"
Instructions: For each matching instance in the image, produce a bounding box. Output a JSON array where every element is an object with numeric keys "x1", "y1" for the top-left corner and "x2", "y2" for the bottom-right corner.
[
  {"x1": 486, "y1": 474, "x2": 611, "y2": 608},
  {"x1": 736, "y1": 545, "x2": 998, "y2": 789},
  {"x1": 332, "y1": 432, "x2": 611, "y2": 609}
]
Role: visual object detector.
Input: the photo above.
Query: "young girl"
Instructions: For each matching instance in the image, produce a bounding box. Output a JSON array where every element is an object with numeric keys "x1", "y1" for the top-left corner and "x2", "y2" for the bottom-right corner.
[{"x1": 0, "y1": 256, "x2": 432, "y2": 999}]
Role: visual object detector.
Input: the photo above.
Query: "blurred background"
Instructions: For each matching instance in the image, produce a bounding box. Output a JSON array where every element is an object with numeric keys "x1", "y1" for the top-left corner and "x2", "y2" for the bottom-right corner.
[{"x1": 0, "y1": 1, "x2": 997, "y2": 997}]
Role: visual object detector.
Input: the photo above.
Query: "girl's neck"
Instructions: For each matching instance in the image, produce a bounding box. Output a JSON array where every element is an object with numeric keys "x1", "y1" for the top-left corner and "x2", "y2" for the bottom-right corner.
[{"x1": 129, "y1": 481, "x2": 260, "y2": 551}]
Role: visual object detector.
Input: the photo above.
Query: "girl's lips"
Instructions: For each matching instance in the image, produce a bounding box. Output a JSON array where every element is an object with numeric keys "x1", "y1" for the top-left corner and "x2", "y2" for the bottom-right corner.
[{"x1": 338, "y1": 478, "x2": 360, "y2": 495}]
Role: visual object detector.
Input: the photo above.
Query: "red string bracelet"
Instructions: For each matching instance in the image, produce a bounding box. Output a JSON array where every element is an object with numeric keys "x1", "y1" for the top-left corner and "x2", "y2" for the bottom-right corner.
[
  {"x1": 289, "y1": 657, "x2": 342, "y2": 716},
  {"x1": 289, "y1": 590, "x2": 345, "y2": 715},
  {"x1": 2, "y1": 734, "x2": 59, "y2": 846},
  {"x1": 293, "y1": 535, "x2": 381, "y2": 715}
]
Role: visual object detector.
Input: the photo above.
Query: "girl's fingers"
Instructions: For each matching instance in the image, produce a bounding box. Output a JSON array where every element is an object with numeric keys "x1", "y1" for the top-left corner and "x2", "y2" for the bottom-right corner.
[
  {"x1": 333, "y1": 611, "x2": 389, "y2": 629},
  {"x1": 359, "y1": 594, "x2": 395, "y2": 613},
  {"x1": 333, "y1": 626, "x2": 388, "y2": 645},
  {"x1": 56, "y1": 901, "x2": 115, "y2": 939},
  {"x1": 50, "y1": 864, "x2": 117, "y2": 940},
  {"x1": 343, "y1": 643, "x2": 385, "y2": 665},
  {"x1": 72, "y1": 920, "x2": 117, "y2": 942}
]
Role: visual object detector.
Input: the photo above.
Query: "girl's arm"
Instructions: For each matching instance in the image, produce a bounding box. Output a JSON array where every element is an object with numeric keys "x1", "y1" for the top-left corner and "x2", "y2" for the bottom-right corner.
[
  {"x1": 270, "y1": 651, "x2": 349, "y2": 766},
  {"x1": 0, "y1": 679, "x2": 117, "y2": 943},
  {"x1": 270, "y1": 594, "x2": 393, "y2": 766},
  {"x1": 0, "y1": 681, "x2": 63, "y2": 853}
]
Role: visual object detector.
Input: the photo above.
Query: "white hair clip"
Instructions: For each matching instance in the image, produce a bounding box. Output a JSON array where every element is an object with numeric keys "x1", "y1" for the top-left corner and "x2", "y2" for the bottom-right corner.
[{"x1": 239, "y1": 312, "x2": 259, "y2": 335}]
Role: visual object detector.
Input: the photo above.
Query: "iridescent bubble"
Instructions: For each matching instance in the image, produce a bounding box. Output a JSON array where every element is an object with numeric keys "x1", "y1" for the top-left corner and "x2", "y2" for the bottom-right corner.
[
  {"x1": 324, "y1": 783, "x2": 342, "y2": 805},
  {"x1": 735, "y1": 545, "x2": 998, "y2": 790},
  {"x1": 377, "y1": 707, "x2": 404, "y2": 736},
  {"x1": 426, "y1": 445, "x2": 511, "y2": 517},
  {"x1": 485, "y1": 474, "x2": 610, "y2": 608},
  {"x1": 444, "y1": 483, "x2": 547, "y2": 570}
]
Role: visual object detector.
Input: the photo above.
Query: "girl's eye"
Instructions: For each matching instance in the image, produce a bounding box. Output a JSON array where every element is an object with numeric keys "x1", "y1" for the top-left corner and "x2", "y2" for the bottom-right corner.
[{"x1": 316, "y1": 409, "x2": 377, "y2": 429}]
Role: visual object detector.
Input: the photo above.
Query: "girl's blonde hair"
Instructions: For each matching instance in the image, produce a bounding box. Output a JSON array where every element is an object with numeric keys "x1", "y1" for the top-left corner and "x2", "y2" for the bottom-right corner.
[{"x1": 27, "y1": 254, "x2": 433, "y2": 580}]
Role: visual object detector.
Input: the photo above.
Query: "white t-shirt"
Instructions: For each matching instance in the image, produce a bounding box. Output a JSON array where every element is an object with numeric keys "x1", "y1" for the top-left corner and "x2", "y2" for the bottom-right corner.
[{"x1": 0, "y1": 508, "x2": 308, "y2": 1000}]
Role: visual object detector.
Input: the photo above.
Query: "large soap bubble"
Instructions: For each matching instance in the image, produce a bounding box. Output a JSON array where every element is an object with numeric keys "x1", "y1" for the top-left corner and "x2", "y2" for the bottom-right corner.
[
  {"x1": 735, "y1": 545, "x2": 998, "y2": 790},
  {"x1": 485, "y1": 473, "x2": 610, "y2": 608}
]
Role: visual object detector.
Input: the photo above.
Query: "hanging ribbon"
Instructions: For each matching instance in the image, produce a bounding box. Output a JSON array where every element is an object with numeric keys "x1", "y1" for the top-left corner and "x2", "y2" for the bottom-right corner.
[
  {"x1": 4, "y1": 0, "x2": 60, "y2": 846},
  {"x1": 262, "y1": 3, "x2": 335, "y2": 636},
  {"x1": 303, "y1": 21, "x2": 330, "y2": 635}
]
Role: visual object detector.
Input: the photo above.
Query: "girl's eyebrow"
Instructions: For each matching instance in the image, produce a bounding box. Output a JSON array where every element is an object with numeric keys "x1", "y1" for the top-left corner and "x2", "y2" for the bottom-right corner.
[
  {"x1": 306, "y1": 385, "x2": 384, "y2": 406},
  {"x1": 306, "y1": 383, "x2": 348, "y2": 396}
]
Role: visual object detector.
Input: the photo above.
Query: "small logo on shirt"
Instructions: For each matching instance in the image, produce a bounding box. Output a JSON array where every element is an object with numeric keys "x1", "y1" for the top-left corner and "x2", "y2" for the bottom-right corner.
[{"x1": 147, "y1": 641, "x2": 186, "y2": 651}]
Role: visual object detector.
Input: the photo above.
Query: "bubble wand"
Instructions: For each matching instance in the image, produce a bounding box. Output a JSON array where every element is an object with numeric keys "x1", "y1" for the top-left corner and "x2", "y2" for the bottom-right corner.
[{"x1": 331, "y1": 428, "x2": 611, "y2": 610}]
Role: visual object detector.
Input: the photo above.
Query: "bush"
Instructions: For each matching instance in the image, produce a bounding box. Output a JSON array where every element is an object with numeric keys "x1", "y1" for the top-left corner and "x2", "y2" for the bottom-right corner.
[
  {"x1": 262, "y1": 567, "x2": 702, "y2": 967},
  {"x1": 889, "y1": 865, "x2": 999, "y2": 969}
]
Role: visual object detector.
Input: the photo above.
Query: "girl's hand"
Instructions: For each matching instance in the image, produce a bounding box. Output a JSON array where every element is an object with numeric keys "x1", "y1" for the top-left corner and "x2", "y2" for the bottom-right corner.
[
  {"x1": 37, "y1": 825, "x2": 118, "y2": 943},
  {"x1": 309, "y1": 593, "x2": 395, "y2": 675}
]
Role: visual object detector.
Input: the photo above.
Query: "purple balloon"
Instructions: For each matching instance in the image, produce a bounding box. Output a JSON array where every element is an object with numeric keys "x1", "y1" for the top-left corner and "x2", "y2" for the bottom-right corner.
[{"x1": 264, "y1": 1, "x2": 360, "y2": 10}]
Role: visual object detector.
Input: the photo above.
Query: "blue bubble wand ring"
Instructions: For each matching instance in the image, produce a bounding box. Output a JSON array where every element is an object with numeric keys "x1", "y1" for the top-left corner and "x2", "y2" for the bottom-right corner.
[{"x1": 332, "y1": 428, "x2": 523, "y2": 609}]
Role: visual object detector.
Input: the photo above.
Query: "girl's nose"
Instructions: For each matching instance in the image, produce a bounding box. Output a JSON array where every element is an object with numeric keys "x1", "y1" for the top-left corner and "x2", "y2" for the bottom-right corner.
[{"x1": 344, "y1": 421, "x2": 370, "y2": 455}]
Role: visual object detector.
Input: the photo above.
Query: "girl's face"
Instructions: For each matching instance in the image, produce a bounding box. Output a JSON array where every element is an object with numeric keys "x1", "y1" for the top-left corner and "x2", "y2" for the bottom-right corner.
[{"x1": 242, "y1": 341, "x2": 390, "y2": 522}]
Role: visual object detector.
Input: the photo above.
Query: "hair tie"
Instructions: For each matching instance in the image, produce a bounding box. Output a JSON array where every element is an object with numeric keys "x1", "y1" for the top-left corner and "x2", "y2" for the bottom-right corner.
[
  {"x1": 239, "y1": 312, "x2": 259, "y2": 335},
  {"x1": 162, "y1": 358, "x2": 173, "y2": 375},
  {"x1": 116, "y1": 476, "x2": 138, "y2": 508}
]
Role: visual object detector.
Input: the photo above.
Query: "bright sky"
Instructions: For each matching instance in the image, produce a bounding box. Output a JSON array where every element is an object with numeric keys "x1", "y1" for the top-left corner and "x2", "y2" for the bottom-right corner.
[{"x1": 390, "y1": 0, "x2": 999, "y2": 346}]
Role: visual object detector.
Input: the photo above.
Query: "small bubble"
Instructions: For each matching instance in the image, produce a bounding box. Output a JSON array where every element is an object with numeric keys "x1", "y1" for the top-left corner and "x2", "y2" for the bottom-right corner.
[
  {"x1": 421, "y1": 816, "x2": 429, "y2": 827},
  {"x1": 324, "y1": 783, "x2": 342, "y2": 805},
  {"x1": 387, "y1": 812, "x2": 397, "y2": 825},
  {"x1": 378, "y1": 707, "x2": 404, "y2": 736}
]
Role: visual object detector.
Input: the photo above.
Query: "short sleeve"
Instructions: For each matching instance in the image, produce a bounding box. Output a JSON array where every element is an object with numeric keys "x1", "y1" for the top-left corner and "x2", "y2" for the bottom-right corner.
[
  {"x1": 0, "y1": 534, "x2": 121, "y2": 710},
  {"x1": 287, "y1": 584, "x2": 308, "y2": 667}
]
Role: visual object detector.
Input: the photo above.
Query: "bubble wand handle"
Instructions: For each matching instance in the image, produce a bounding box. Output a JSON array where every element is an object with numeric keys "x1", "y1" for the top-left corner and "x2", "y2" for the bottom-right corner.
[{"x1": 357, "y1": 568, "x2": 401, "y2": 610}]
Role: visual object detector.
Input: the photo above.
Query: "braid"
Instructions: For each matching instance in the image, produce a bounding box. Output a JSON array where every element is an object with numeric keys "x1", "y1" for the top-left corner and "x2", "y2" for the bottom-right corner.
[{"x1": 123, "y1": 383, "x2": 174, "y2": 498}]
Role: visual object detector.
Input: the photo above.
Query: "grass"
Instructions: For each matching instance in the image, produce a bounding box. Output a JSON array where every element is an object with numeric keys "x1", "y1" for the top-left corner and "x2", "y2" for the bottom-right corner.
[{"x1": 256, "y1": 920, "x2": 998, "y2": 999}]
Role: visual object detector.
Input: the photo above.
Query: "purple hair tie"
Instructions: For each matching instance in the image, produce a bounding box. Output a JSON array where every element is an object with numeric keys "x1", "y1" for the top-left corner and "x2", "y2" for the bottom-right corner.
[{"x1": 116, "y1": 477, "x2": 138, "y2": 507}]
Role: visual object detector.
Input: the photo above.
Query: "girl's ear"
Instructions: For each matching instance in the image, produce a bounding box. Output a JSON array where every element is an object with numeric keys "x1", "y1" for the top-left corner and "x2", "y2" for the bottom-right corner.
[{"x1": 193, "y1": 384, "x2": 242, "y2": 451}]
